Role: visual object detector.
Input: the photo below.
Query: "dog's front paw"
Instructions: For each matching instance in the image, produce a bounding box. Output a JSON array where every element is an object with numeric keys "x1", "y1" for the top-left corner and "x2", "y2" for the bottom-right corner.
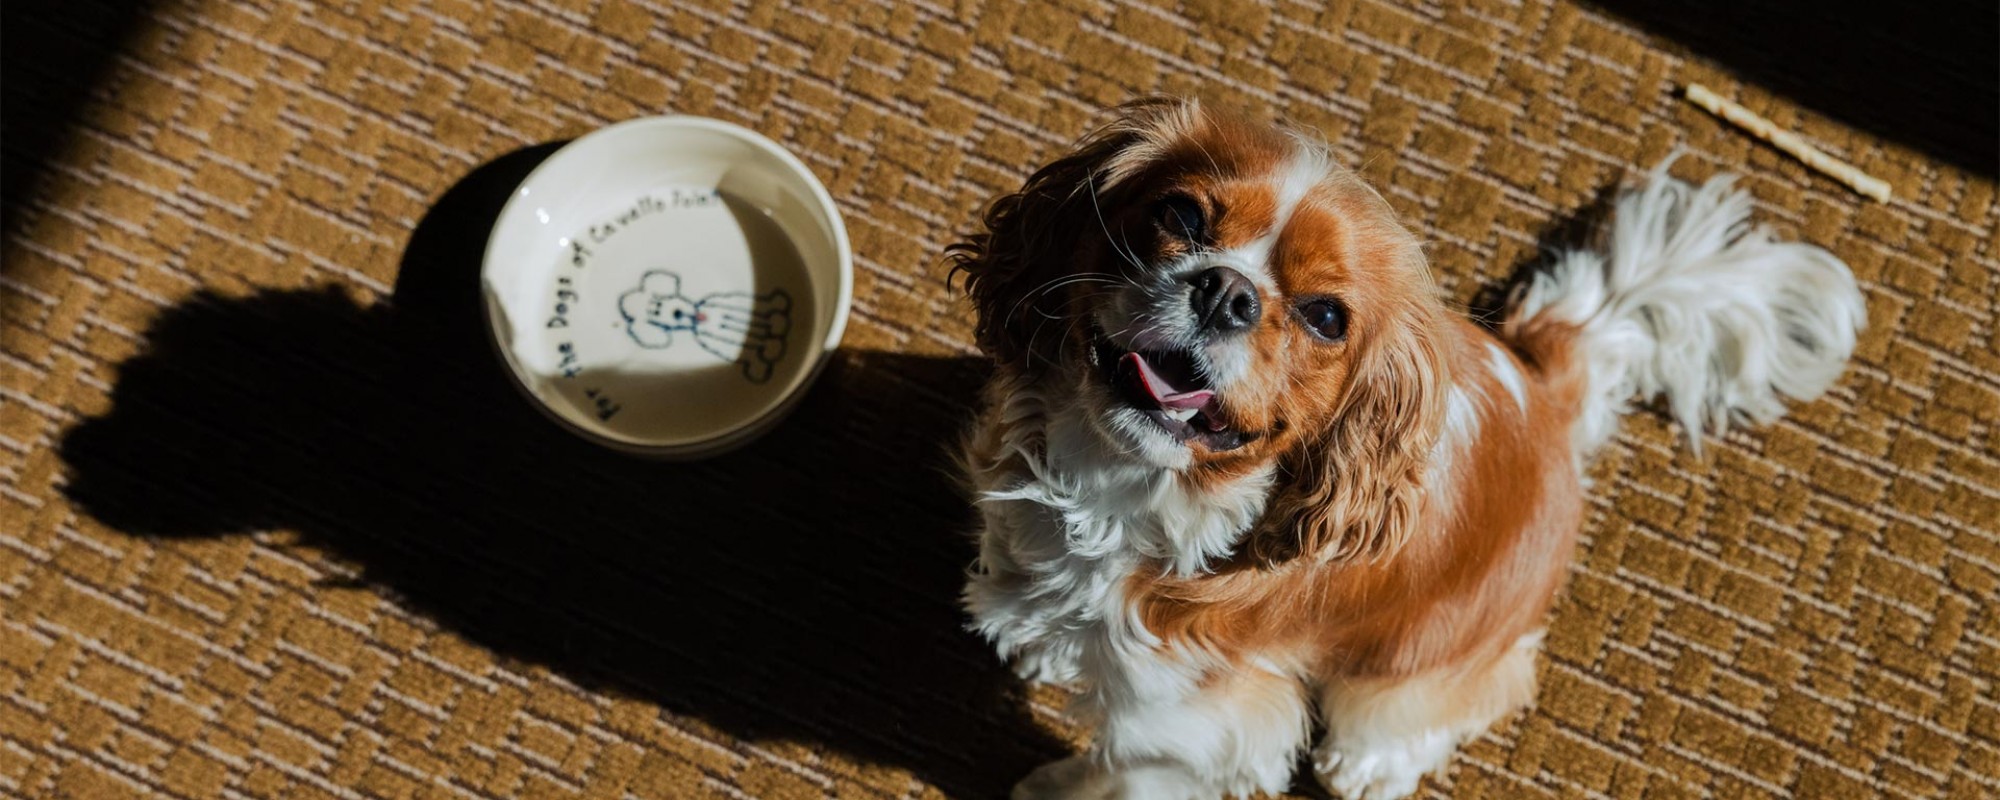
[
  {"x1": 1313, "y1": 731, "x2": 1455, "y2": 800},
  {"x1": 1009, "y1": 646, "x2": 1082, "y2": 687}
]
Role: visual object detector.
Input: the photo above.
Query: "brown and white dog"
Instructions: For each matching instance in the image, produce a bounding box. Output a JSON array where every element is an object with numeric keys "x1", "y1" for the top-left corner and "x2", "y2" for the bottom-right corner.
[{"x1": 949, "y1": 99, "x2": 1863, "y2": 799}]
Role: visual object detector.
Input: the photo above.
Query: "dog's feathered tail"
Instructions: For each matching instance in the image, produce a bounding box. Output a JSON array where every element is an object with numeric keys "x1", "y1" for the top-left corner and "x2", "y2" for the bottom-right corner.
[{"x1": 1504, "y1": 159, "x2": 1866, "y2": 456}]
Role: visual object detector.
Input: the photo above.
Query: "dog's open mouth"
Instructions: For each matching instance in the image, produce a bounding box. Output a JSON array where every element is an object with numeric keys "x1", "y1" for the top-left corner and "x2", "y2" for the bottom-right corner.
[{"x1": 1087, "y1": 325, "x2": 1250, "y2": 451}]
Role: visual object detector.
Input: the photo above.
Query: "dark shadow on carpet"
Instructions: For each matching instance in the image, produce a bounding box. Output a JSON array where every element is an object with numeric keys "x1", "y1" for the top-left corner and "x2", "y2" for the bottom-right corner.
[
  {"x1": 1588, "y1": 0, "x2": 1998, "y2": 177},
  {"x1": 2, "y1": 0, "x2": 170, "y2": 238},
  {"x1": 58, "y1": 144, "x2": 1063, "y2": 798}
]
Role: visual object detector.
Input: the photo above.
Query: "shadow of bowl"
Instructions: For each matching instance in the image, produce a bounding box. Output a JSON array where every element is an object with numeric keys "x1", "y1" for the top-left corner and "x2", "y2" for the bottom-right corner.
[{"x1": 59, "y1": 144, "x2": 1067, "y2": 798}]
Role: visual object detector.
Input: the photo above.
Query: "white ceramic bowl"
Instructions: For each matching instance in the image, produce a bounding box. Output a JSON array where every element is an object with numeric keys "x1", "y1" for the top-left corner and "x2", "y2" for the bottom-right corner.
[{"x1": 482, "y1": 116, "x2": 852, "y2": 457}]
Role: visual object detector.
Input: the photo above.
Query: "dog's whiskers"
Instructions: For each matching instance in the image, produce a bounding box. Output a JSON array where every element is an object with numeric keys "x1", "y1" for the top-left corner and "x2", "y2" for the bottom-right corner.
[
  {"x1": 1086, "y1": 171, "x2": 1146, "y2": 281},
  {"x1": 1003, "y1": 273, "x2": 1125, "y2": 327}
]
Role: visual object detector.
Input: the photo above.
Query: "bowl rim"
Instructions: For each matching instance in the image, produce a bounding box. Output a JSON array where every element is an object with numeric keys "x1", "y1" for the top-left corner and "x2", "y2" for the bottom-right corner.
[{"x1": 478, "y1": 114, "x2": 854, "y2": 458}]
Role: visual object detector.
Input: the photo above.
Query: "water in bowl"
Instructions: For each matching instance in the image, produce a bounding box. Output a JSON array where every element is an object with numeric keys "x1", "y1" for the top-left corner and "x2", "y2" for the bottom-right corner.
[{"x1": 528, "y1": 185, "x2": 816, "y2": 446}]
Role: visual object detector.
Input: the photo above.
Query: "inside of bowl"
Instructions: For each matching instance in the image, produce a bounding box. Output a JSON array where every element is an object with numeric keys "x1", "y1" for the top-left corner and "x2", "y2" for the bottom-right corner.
[{"x1": 483, "y1": 120, "x2": 847, "y2": 452}]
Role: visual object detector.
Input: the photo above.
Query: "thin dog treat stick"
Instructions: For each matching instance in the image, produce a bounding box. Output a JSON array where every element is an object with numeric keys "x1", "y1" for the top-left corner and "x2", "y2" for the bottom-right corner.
[{"x1": 1683, "y1": 83, "x2": 1892, "y2": 202}]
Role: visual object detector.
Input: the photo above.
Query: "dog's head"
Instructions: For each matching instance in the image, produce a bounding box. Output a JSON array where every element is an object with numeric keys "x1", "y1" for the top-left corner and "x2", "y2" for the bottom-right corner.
[{"x1": 949, "y1": 99, "x2": 1449, "y2": 562}]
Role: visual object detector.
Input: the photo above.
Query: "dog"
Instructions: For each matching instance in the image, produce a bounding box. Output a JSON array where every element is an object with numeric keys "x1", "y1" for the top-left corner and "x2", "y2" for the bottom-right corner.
[
  {"x1": 948, "y1": 99, "x2": 1863, "y2": 799},
  {"x1": 618, "y1": 269, "x2": 792, "y2": 382}
]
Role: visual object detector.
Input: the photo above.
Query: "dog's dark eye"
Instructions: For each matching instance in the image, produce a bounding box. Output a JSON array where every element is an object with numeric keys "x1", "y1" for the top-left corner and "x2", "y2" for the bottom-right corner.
[
  {"x1": 1298, "y1": 298, "x2": 1348, "y2": 341},
  {"x1": 1155, "y1": 196, "x2": 1206, "y2": 241}
]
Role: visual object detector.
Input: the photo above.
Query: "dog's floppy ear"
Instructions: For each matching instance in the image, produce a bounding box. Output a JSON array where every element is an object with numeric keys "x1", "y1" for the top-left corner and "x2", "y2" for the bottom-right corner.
[
  {"x1": 639, "y1": 270, "x2": 682, "y2": 298},
  {"x1": 619, "y1": 273, "x2": 677, "y2": 348},
  {"x1": 945, "y1": 98, "x2": 1200, "y2": 369},
  {"x1": 627, "y1": 321, "x2": 674, "y2": 348},
  {"x1": 1251, "y1": 316, "x2": 1448, "y2": 564}
]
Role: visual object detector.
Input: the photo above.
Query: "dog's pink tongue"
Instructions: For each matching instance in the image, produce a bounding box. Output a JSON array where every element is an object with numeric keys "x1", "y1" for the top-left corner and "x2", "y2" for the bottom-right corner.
[{"x1": 1121, "y1": 352, "x2": 1214, "y2": 411}]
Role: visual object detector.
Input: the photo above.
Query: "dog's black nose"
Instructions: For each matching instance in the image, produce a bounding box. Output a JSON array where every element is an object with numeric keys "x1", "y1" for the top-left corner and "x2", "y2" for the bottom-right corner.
[{"x1": 1189, "y1": 267, "x2": 1260, "y2": 336}]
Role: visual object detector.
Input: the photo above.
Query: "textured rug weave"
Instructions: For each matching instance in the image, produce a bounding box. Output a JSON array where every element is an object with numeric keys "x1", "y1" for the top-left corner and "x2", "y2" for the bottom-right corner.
[{"x1": 3, "y1": 1, "x2": 1996, "y2": 798}]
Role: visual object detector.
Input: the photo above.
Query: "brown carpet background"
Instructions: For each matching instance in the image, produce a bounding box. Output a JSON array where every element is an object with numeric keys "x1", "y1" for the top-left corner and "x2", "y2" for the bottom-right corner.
[{"x1": 3, "y1": 1, "x2": 1997, "y2": 798}]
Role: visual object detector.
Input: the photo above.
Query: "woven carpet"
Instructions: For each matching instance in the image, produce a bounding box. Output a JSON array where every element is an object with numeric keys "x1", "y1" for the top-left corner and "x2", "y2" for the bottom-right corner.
[{"x1": 3, "y1": 1, "x2": 1996, "y2": 798}]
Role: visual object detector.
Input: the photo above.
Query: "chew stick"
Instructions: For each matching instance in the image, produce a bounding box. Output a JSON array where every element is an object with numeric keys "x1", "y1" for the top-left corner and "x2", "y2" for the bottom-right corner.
[{"x1": 1683, "y1": 83, "x2": 1892, "y2": 202}]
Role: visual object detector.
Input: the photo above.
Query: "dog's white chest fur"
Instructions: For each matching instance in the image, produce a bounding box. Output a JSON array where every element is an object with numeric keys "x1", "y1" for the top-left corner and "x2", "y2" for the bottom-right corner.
[
  {"x1": 960, "y1": 383, "x2": 1324, "y2": 798},
  {"x1": 959, "y1": 382, "x2": 1271, "y2": 692}
]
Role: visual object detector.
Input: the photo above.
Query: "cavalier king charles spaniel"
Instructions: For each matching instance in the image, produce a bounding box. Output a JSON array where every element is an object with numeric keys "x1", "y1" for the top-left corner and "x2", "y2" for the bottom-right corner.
[{"x1": 948, "y1": 99, "x2": 1863, "y2": 799}]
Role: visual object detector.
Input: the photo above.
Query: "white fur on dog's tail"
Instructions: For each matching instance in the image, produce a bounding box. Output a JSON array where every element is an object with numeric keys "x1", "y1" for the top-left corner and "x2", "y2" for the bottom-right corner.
[{"x1": 1505, "y1": 159, "x2": 1866, "y2": 455}]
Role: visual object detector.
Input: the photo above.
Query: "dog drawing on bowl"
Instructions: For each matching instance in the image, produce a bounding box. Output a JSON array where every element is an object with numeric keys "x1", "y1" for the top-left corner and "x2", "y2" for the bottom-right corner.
[{"x1": 617, "y1": 270, "x2": 792, "y2": 383}]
